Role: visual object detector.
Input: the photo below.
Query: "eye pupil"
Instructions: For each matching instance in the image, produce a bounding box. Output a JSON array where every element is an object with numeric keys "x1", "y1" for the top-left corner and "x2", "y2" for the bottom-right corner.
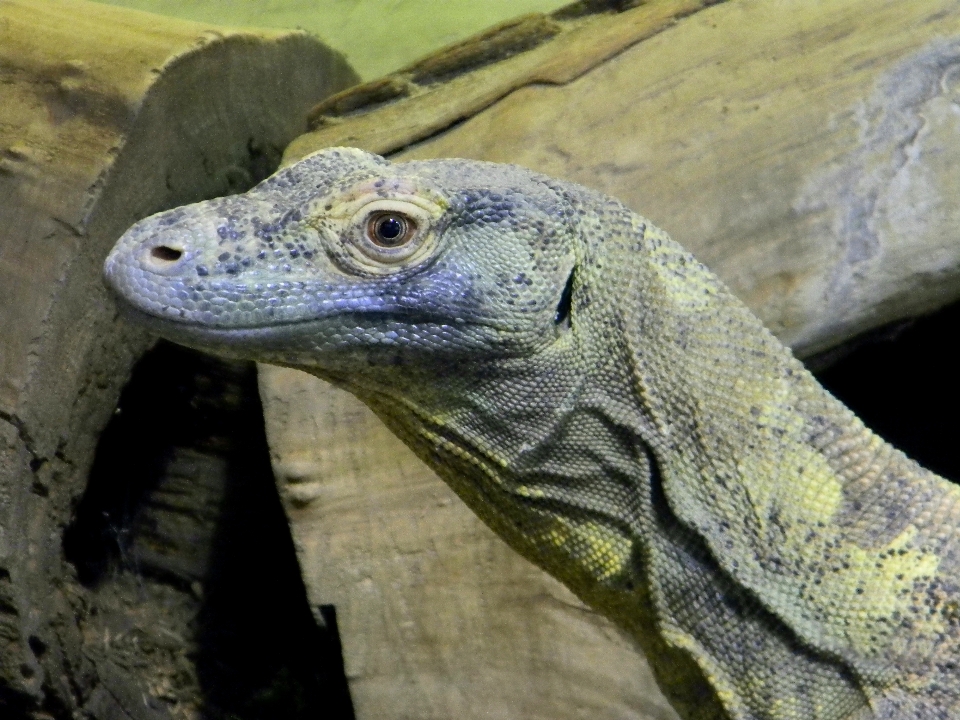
[
  {"x1": 378, "y1": 217, "x2": 403, "y2": 240},
  {"x1": 369, "y1": 213, "x2": 413, "y2": 247}
]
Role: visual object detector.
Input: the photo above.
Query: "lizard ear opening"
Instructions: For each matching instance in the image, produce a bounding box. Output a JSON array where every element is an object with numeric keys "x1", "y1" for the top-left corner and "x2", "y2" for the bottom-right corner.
[{"x1": 554, "y1": 269, "x2": 575, "y2": 326}]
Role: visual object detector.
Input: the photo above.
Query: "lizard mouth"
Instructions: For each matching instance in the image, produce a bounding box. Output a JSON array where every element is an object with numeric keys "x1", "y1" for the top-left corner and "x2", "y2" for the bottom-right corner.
[
  {"x1": 111, "y1": 299, "x2": 513, "y2": 360},
  {"x1": 115, "y1": 300, "x2": 471, "y2": 333}
]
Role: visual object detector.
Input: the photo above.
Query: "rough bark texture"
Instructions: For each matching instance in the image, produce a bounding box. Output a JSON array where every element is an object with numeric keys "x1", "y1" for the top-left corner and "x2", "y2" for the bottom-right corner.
[
  {"x1": 0, "y1": 1, "x2": 357, "y2": 716},
  {"x1": 259, "y1": 1, "x2": 960, "y2": 718}
]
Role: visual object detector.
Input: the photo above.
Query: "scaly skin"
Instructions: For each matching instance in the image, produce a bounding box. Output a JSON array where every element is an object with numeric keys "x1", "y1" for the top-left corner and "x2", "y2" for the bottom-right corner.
[{"x1": 104, "y1": 148, "x2": 960, "y2": 719}]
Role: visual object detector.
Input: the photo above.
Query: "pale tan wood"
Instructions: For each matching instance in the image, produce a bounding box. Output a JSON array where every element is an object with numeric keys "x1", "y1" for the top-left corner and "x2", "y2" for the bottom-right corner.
[
  {"x1": 261, "y1": 0, "x2": 960, "y2": 718},
  {"x1": 286, "y1": 0, "x2": 720, "y2": 162},
  {"x1": 0, "y1": 1, "x2": 356, "y2": 715}
]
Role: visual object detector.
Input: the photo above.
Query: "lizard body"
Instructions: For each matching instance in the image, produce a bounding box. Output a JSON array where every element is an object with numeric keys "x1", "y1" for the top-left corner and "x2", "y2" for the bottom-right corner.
[{"x1": 104, "y1": 148, "x2": 960, "y2": 719}]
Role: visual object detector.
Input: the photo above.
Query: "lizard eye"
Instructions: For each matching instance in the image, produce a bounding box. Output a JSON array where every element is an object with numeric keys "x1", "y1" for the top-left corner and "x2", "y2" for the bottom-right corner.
[
  {"x1": 346, "y1": 199, "x2": 437, "y2": 269},
  {"x1": 367, "y1": 212, "x2": 416, "y2": 248},
  {"x1": 318, "y1": 191, "x2": 445, "y2": 274}
]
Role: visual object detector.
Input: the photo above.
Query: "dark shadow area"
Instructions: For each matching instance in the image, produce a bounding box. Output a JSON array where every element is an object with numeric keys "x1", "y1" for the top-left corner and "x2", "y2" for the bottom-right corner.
[
  {"x1": 814, "y1": 299, "x2": 960, "y2": 483},
  {"x1": 64, "y1": 343, "x2": 200, "y2": 584},
  {"x1": 194, "y1": 350, "x2": 356, "y2": 720},
  {"x1": 64, "y1": 341, "x2": 355, "y2": 720},
  {"x1": 0, "y1": 685, "x2": 36, "y2": 719}
]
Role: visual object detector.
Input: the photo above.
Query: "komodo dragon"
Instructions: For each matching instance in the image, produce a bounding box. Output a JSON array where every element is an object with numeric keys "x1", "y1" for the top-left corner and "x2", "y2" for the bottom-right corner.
[{"x1": 103, "y1": 147, "x2": 960, "y2": 719}]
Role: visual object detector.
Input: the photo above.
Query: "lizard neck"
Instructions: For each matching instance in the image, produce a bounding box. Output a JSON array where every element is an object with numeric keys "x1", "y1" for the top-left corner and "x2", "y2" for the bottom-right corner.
[
  {"x1": 316, "y1": 269, "x2": 877, "y2": 720},
  {"x1": 606, "y1": 221, "x2": 960, "y2": 708},
  {"x1": 315, "y1": 317, "x2": 654, "y2": 590}
]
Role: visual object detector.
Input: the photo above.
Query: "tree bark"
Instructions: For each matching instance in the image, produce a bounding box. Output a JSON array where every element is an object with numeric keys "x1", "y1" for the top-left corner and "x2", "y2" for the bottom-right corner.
[{"x1": 0, "y1": 1, "x2": 356, "y2": 716}]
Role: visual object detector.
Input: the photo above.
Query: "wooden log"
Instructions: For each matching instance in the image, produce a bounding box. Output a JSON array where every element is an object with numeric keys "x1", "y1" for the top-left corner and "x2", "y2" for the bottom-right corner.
[
  {"x1": 260, "y1": 0, "x2": 960, "y2": 718},
  {"x1": 0, "y1": 1, "x2": 356, "y2": 715}
]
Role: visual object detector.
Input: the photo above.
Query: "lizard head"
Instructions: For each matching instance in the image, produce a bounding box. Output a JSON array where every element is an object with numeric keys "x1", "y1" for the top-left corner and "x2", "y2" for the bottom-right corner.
[{"x1": 104, "y1": 147, "x2": 581, "y2": 372}]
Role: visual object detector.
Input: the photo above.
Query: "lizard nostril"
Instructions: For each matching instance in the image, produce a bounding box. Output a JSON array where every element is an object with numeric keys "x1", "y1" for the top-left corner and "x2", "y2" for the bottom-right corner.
[{"x1": 150, "y1": 245, "x2": 183, "y2": 262}]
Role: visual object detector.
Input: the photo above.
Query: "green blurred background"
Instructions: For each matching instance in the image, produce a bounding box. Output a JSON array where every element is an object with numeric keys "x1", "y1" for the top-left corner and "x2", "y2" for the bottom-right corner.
[{"x1": 96, "y1": 0, "x2": 570, "y2": 79}]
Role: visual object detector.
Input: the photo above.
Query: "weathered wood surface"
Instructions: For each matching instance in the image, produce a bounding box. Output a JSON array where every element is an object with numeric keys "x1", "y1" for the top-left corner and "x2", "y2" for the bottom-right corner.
[
  {"x1": 290, "y1": 0, "x2": 720, "y2": 162},
  {"x1": 261, "y1": 0, "x2": 960, "y2": 718},
  {"x1": 0, "y1": 1, "x2": 356, "y2": 715}
]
